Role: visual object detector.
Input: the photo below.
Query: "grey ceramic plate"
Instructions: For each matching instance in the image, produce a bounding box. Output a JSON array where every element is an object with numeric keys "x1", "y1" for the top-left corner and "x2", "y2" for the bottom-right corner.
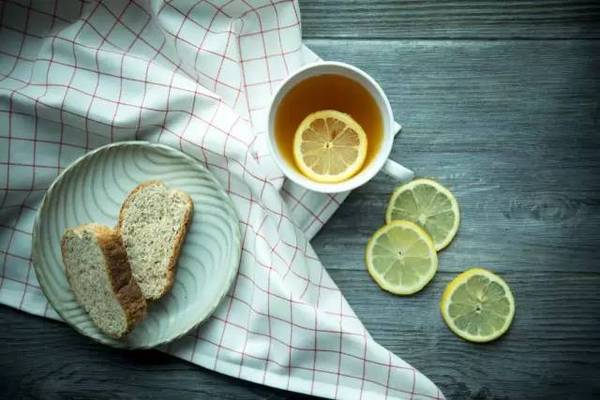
[{"x1": 32, "y1": 141, "x2": 241, "y2": 349}]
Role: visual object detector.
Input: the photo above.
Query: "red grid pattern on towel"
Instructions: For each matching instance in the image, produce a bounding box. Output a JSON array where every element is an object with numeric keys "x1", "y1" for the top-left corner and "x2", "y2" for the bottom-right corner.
[{"x1": 0, "y1": 1, "x2": 443, "y2": 399}]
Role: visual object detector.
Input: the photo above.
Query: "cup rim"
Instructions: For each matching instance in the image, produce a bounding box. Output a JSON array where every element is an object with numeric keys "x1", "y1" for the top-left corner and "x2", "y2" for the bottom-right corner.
[{"x1": 267, "y1": 61, "x2": 394, "y2": 194}]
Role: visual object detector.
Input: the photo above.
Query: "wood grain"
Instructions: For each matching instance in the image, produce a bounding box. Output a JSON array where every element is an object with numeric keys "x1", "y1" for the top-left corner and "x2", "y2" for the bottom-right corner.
[
  {"x1": 300, "y1": 1, "x2": 600, "y2": 39},
  {"x1": 0, "y1": 306, "x2": 315, "y2": 400},
  {"x1": 2, "y1": 270, "x2": 599, "y2": 399},
  {"x1": 331, "y1": 271, "x2": 600, "y2": 399},
  {"x1": 2, "y1": 3, "x2": 600, "y2": 400}
]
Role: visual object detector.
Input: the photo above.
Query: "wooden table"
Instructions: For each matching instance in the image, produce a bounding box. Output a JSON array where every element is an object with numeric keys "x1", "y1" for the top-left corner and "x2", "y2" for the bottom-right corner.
[{"x1": 2, "y1": 1, "x2": 599, "y2": 399}]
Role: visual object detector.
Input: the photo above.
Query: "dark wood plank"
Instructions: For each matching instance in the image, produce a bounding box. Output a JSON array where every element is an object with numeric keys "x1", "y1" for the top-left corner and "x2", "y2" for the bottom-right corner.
[
  {"x1": 0, "y1": 306, "x2": 316, "y2": 400},
  {"x1": 2, "y1": 39, "x2": 599, "y2": 399},
  {"x1": 300, "y1": 1, "x2": 600, "y2": 39},
  {"x1": 2, "y1": 269, "x2": 600, "y2": 399},
  {"x1": 2, "y1": 7, "x2": 600, "y2": 400},
  {"x1": 309, "y1": 39, "x2": 600, "y2": 273},
  {"x1": 333, "y1": 271, "x2": 600, "y2": 400}
]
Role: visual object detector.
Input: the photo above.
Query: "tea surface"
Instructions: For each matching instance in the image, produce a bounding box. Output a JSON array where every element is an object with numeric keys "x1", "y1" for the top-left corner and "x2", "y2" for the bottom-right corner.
[{"x1": 275, "y1": 74, "x2": 383, "y2": 174}]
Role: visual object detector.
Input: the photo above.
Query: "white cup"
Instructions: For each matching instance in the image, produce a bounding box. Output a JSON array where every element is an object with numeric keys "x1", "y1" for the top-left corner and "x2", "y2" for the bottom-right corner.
[{"x1": 267, "y1": 61, "x2": 414, "y2": 193}]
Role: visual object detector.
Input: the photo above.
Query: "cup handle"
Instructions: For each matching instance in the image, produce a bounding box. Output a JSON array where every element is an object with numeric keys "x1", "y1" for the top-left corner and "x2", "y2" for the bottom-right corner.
[
  {"x1": 382, "y1": 159, "x2": 414, "y2": 182},
  {"x1": 393, "y1": 121, "x2": 402, "y2": 137}
]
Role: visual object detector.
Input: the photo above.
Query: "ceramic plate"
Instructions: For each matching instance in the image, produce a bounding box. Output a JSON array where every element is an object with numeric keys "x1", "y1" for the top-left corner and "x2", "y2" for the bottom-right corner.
[{"x1": 32, "y1": 141, "x2": 241, "y2": 349}]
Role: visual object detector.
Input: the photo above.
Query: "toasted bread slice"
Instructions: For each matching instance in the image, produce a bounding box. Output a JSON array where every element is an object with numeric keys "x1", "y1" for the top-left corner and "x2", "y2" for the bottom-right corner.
[
  {"x1": 61, "y1": 224, "x2": 146, "y2": 338},
  {"x1": 117, "y1": 181, "x2": 193, "y2": 300}
]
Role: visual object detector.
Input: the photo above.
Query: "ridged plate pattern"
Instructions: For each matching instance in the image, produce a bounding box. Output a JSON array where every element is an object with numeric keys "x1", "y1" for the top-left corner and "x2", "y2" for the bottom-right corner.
[{"x1": 32, "y1": 142, "x2": 241, "y2": 349}]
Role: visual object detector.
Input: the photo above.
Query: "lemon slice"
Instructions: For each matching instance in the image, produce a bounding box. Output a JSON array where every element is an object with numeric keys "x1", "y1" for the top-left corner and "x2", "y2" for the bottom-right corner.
[
  {"x1": 440, "y1": 268, "x2": 515, "y2": 343},
  {"x1": 293, "y1": 110, "x2": 367, "y2": 183},
  {"x1": 385, "y1": 178, "x2": 459, "y2": 251},
  {"x1": 365, "y1": 220, "x2": 438, "y2": 295}
]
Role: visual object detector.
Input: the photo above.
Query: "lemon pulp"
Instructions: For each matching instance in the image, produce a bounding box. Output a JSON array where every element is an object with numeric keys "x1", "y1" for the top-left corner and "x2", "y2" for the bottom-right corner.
[
  {"x1": 293, "y1": 110, "x2": 367, "y2": 183},
  {"x1": 365, "y1": 220, "x2": 438, "y2": 295},
  {"x1": 386, "y1": 178, "x2": 460, "y2": 251},
  {"x1": 440, "y1": 268, "x2": 515, "y2": 343}
]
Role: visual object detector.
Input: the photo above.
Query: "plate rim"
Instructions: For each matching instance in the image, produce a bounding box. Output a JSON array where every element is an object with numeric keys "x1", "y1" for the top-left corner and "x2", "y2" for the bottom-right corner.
[{"x1": 31, "y1": 141, "x2": 242, "y2": 349}]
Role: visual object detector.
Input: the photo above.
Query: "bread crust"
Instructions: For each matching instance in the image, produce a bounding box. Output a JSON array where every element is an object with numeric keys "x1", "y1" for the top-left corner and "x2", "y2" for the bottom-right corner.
[
  {"x1": 62, "y1": 224, "x2": 147, "y2": 338},
  {"x1": 117, "y1": 181, "x2": 193, "y2": 300},
  {"x1": 94, "y1": 225, "x2": 147, "y2": 335}
]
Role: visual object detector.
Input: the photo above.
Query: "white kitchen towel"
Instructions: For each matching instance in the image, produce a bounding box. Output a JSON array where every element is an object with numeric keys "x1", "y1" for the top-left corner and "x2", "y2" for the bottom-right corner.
[{"x1": 0, "y1": 1, "x2": 444, "y2": 399}]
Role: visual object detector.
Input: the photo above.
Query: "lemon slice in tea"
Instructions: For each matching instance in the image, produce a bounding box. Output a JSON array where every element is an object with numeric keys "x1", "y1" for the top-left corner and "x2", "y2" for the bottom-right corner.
[
  {"x1": 440, "y1": 268, "x2": 515, "y2": 343},
  {"x1": 385, "y1": 178, "x2": 459, "y2": 251},
  {"x1": 365, "y1": 220, "x2": 438, "y2": 295},
  {"x1": 293, "y1": 110, "x2": 367, "y2": 183}
]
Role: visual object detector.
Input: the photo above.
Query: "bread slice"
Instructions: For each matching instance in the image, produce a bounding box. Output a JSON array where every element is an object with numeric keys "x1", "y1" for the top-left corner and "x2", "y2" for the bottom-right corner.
[
  {"x1": 61, "y1": 224, "x2": 147, "y2": 338},
  {"x1": 117, "y1": 181, "x2": 193, "y2": 300}
]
